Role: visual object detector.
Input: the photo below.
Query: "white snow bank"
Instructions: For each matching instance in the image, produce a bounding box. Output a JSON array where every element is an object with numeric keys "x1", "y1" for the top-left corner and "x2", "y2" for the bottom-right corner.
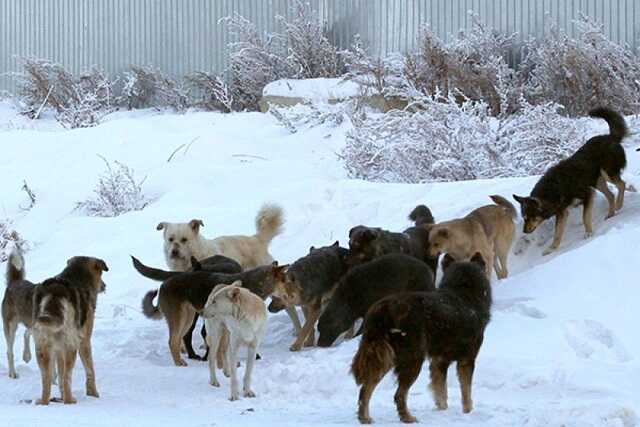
[{"x1": 263, "y1": 78, "x2": 360, "y2": 101}]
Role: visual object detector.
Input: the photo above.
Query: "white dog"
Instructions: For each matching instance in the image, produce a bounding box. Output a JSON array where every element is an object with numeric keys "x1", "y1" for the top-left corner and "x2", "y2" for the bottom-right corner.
[
  {"x1": 202, "y1": 281, "x2": 267, "y2": 401},
  {"x1": 157, "y1": 203, "x2": 284, "y2": 272}
]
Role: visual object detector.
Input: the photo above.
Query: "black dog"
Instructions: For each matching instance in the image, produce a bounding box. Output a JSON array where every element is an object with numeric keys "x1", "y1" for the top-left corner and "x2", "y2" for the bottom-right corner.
[
  {"x1": 317, "y1": 254, "x2": 435, "y2": 348},
  {"x1": 351, "y1": 253, "x2": 491, "y2": 424},
  {"x1": 132, "y1": 255, "x2": 242, "y2": 360},
  {"x1": 514, "y1": 107, "x2": 628, "y2": 255},
  {"x1": 347, "y1": 204, "x2": 438, "y2": 273}
]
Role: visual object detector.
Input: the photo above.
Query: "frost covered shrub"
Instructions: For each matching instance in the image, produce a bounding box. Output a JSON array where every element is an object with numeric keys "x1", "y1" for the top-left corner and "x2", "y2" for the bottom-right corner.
[
  {"x1": 343, "y1": 94, "x2": 583, "y2": 183},
  {"x1": 76, "y1": 158, "x2": 150, "y2": 217},
  {"x1": 0, "y1": 222, "x2": 28, "y2": 263},
  {"x1": 17, "y1": 58, "x2": 115, "y2": 128},
  {"x1": 270, "y1": 102, "x2": 346, "y2": 134},
  {"x1": 120, "y1": 66, "x2": 188, "y2": 111},
  {"x1": 521, "y1": 16, "x2": 640, "y2": 116},
  {"x1": 185, "y1": 72, "x2": 233, "y2": 112}
]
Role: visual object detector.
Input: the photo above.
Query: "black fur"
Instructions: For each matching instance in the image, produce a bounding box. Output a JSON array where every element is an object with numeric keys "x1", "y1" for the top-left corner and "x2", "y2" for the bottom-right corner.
[{"x1": 317, "y1": 254, "x2": 436, "y2": 347}]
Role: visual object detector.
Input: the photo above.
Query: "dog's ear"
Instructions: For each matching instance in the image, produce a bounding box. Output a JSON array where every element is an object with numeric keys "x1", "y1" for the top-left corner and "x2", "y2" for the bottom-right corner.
[
  {"x1": 228, "y1": 287, "x2": 241, "y2": 302},
  {"x1": 332, "y1": 240, "x2": 339, "y2": 247},
  {"x1": 156, "y1": 222, "x2": 167, "y2": 231},
  {"x1": 189, "y1": 219, "x2": 204, "y2": 232},
  {"x1": 513, "y1": 194, "x2": 527, "y2": 205},
  {"x1": 470, "y1": 252, "x2": 486, "y2": 269},
  {"x1": 441, "y1": 253, "x2": 456, "y2": 272},
  {"x1": 309, "y1": 246, "x2": 315, "y2": 252},
  {"x1": 272, "y1": 264, "x2": 288, "y2": 280},
  {"x1": 437, "y1": 228, "x2": 449, "y2": 238}
]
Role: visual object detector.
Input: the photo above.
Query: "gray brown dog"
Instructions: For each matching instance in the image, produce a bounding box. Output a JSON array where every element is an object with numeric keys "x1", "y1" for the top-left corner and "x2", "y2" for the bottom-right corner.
[
  {"x1": 427, "y1": 195, "x2": 516, "y2": 279},
  {"x1": 31, "y1": 255, "x2": 108, "y2": 405}
]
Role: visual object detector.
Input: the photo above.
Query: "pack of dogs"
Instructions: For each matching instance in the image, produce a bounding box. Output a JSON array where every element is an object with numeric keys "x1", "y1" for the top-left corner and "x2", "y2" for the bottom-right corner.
[{"x1": 1, "y1": 107, "x2": 634, "y2": 422}]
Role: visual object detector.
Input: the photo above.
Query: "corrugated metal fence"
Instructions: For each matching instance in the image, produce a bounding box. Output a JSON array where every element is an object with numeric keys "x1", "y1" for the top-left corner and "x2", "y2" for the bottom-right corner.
[{"x1": 1, "y1": 0, "x2": 639, "y2": 94}]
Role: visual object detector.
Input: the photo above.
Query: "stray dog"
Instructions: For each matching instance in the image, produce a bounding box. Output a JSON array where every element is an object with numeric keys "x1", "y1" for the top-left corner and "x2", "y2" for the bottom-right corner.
[
  {"x1": 132, "y1": 254, "x2": 242, "y2": 360},
  {"x1": 427, "y1": 195, "x2": 516, "y2": 279},
  {"x1": 351, "y1": 253, "x2": 492, "y2": 424},
  {"x1": 317, "y1": 254, "x2": 436, "y2": 348},
  {"x1": 32, "y1": 256, "x2": 108, "y2": 405},
  {"x1": 142, "y1": 262, "x2": 295, "y2": 366},
  {"x1": 202, "y1": 281, "x2": 267, "y2": 401},
  {"x1": 268, "y1": 242, "x2": 350, "y2": 351},
  {"x1": 347, "y1": 204, "x2": 438, "y2": 273},
  {"x1": 514, "y1": 108, "x2": 628, "y2": 255},
  {"x1": 157, "y1": 203, "x2": 284, "y2": 271},
  {"x1": 3, "y1": 249, "x2": 35, "y2": 379}
]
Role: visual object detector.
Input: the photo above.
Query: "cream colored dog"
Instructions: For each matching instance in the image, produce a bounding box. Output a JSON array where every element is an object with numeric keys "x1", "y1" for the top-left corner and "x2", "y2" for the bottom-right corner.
[
  {"x1": 157, "y1": 203, "x2": 284, "y2": 271},
  {"x1": 202, "y1": 281, "x2": 267, "y2": 401}
]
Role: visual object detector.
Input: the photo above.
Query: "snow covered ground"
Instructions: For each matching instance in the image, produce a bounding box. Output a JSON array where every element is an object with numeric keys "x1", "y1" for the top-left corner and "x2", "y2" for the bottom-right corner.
[{"x1": 0, "y1": 102, "x2": 639, "y2": 427}]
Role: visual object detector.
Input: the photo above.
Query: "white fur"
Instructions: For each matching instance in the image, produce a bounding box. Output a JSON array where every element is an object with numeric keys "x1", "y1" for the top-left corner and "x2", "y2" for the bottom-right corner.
[{"x1": 202, "y1": 281, "x2": 267, "y2": 401}]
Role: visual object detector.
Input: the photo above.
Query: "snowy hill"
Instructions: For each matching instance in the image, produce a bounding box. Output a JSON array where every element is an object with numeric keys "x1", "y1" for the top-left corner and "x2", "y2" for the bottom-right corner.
[{"x1": 0, "y1": 103, "x2": 639, "y2": 427}]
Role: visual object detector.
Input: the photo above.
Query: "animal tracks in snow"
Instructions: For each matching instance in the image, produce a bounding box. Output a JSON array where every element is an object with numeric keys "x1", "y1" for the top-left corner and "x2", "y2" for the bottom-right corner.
[
  {"x1": 563, "y1": 319, "x2": 631, "y2": 363},
  {"x1": 493, "y1": 298, "x2": 547, "y2": 319}
]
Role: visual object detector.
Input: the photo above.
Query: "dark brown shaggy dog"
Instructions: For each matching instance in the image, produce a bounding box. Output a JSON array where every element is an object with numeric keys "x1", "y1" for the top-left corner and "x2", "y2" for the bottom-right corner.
[
  {"x1": 351, "y1": 253, "x2": 491, "y2": 424},
  {"x1": 268, "y1": 242, "x2": 350, "y2": 351},
  {"x1": 142, "y1": 263, "x2": 288, "y2": 366},
  {"x1": 347, "y1": 204, "x2": 438, "y2": 273},
  {"x1": 514, "y1": 107, "x2": 628, "y2": 255},
  {"x1": 316, "y1": 254, "x2": 435, "y2": 348},
  {"x1": 132, "y1": 254, "x2": 242, "y2": 360},
  {"x1": 31, "y1": 256, "x2": 108, "y2": 405}
]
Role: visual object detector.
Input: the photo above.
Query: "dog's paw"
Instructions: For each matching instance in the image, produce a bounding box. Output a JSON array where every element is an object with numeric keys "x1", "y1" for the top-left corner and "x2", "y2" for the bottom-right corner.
[
  {"x1": 22, "y1": 351, "x2": 31, "y2": 364},
  {"x1": 175, "y1": 359, "x2": 188, "y2": 367},
  {"x1": 289, "y1": 343, "x2": 303, "y2": 352},
  {"x1": 229, "y1": 393, "x2": 240, "y2": 402},
  {"x1": 188, "y1": 354, "x2": 204, "y2": 361},
  {"x1": 400, "y1": 414, "x2": 418, "y2": 424},
  {"x1": 542, "y1": 246, "x2": 556, "y2": 256},
  {"x1": 358, "y1": 416, "x2": 373, "y2": 424},
  {"x1": 8, "y1": 371, "x2": 18, "y2": 379},
  {"x1": 210, "y1": 379, "x2": 220, "y2": 387},
  {"x1": 584, "y1": 231, "x2": 593, "y2": 239},
  {"x1": 63, "y1": 397, "x2": 77, "y2": 405},
  {"x1": 86, "y1": 387, "x2": 99, "y2": 398},
  {"x1": 243, "y1": 389, "x2": 256, "y2": 398},
  {"x1": 462, "y1": 402, "x2": 473, "y2": 414},
  {"x1": 35, "y1": 398, "x2": 50, "y2": 406}
]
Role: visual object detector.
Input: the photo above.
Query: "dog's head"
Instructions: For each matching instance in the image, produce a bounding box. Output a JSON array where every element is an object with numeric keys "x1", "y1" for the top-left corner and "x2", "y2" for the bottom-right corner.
[
  {"x1": 202, "y1": 282, "x2": 234, "y2": 319},
  {"x1": 439, "y1": 252, "x2": 491, "y2": 309},
  {"x1": 270, "y1": 267, "x2": 302, "y2": 307},
  {"x1": 346, "y1": 226, "x2": 379, "y2": 265},
  {"x1": 426, "y1": 225, "x2": 452, "y2": 257},
  {"x1": 202, "y1": 281, "x2": 243, "y2": 319},
  {"x1": 156, "y1": 219, "x2": 204, "y2": 270},
  {"x1": 66, "y1": 256, "x2": 109, "y2": 293},
  {"x1": 513, "y1": 195, "x2": 551, "y2": 234}
]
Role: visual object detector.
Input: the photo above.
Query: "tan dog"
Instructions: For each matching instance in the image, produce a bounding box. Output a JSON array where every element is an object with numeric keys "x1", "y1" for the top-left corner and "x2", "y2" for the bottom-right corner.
[
  {"x1": 157, "y1": 203, "x2": 284, "y2": 271},
  {"x1": 427, "y1": 195, "x2": 516, "y2": 279},
  {"x1": 202, "y1": 281, "x2": 267, "y2": 401},
  {"x1": 31, "y1": 256, "x2": 108, "y2": 405}
]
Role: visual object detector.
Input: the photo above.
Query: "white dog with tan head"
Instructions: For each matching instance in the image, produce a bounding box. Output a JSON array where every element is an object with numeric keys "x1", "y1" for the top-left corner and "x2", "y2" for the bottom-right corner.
[{"x1": 202, "y1": 281, "x2": 267, "y2": 401}]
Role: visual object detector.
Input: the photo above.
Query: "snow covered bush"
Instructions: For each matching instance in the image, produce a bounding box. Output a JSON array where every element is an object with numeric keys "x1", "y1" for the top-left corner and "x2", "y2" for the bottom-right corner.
[
  {"x1": 521, "y1": 16, "x2": 640, "y2": 116},
  {"x1": 185, "y1": 71, "x2": 233, "y2": 112},
  {"x1": 17, "y1": 58, "x2": 115, "y2": 128},
  {"x1": 0, "y1": 222, "x2": 28, "y2": 263},
  {"x1": 343, "y1": 93, "x2": 584, "y2": 183},
  {"x1": 76, "y1": 157, "x2": 150, "y2": 217},
  {"x1": 270, "y1": 101, "x2": 346, "y2": 134},
  {"x1": 120, "y1": 66, "x2": 188, "y2": 111}
]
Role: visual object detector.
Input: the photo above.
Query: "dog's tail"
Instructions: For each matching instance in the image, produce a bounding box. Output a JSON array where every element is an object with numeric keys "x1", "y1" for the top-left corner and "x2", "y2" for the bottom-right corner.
[
  {"x1": 490, "y1": 195, "x2": 517, "y2": 219},
  {"x1": 589, "y1": 107, "x2": 628, "y2": 141},
  {"x1": 255, "y1": 203, "x2": 284, "y2": 243},
  {"x1": 6, "y1": 247, "x2": 25, "y2": 286},
  {"x1": 142, "y1": 290, "x2": 163, "y2": 320},
  {"x1": 408, "y1": 204, "x2": 434, "y2": 226},
  {"x1": 131, "y1": 256, "x2": 179, "y2": 282},
  {"x1": 351, "y1": 302, "x2": 395, "y2": 386}
]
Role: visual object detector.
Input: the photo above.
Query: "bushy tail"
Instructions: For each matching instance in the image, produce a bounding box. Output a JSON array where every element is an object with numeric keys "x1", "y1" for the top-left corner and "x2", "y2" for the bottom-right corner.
[
  {"x1": 131, "y1": 256, "x2": 179, "y2": 282},
  {"x1": 255, "y1": 203, "x2": 284, "y2": 243},
  {"x1": 408, "y1": 204, "x2": 435, "y2": 226},
  {"x1": 6, "y1": 248, "x2": 25, "y2": 286},
  {"x1": 590, "y1": 107, "x2": 628, "y2": 141},
  {"x1": 490, "y1": 195, "x2": 517, "y2": 219},
  {"x1": 351, "y1": 303, "x2": 395, "y2": 386},
  {"x1": 142, "y1": 290, "x2": 163, "y2": 320}
]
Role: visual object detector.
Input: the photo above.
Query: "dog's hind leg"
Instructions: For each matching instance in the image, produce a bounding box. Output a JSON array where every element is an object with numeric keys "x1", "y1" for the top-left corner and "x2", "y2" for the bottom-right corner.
[
  {"x1": 583, "y1": 189, "x2": 595, "y2": 238},
  {"x1": 543, "y1": 210, "x2": 568, "y2": 256},
  {"x1": 394, "y1": 356, "x2": 423, "y2": 423},
  {"x1": 243, "y1": 341, "x2": 258, "y2": 398},
  {"x1": 60, "y1": 349, "x2": 77, "y2": 404},
  {"x1": 610, "y1": 174, "x2": 626, "y2": 211},
  {"x1": 429, "y1": 357, "x2": 451, "y2": 410},
  {"x1": 285, "y1": 306, "x2": 302, "y2": 336},
  {"x1": 357, "y1": 374, "x2": 385, "y2": 424},
  {"x1": 22, "y1": 329, "x2": 31, "y2": 363},
  {"x1": 4, "y1": 320, "x2": 18, "y2": 379},
  {"x1": 227, "y1": 337, "x2": 242, "y2": 401},
  {"x1": 457, "y1": 359, "x2": 475, "y2": 414},
  {"x1": 183, "y1": 314, "x2": 202, "y2": 360},
  {"x1": 35, "y1": 345, "x2": 53, "y2": 405},
  {"x1": 597, "y1": 175, "x2": 616, "y2": 219},
  {"x1": 167, "y1": 309, "x2": 188, "y2": 366},
  {"x1": 218, "y1": 328, "x2": 230, "y2": 376}
]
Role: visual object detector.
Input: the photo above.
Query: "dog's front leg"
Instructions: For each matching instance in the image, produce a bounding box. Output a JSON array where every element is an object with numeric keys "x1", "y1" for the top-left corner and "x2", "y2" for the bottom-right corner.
[
  {"x1": 243, "y1": 342, "x2": 258, "y2": 398},
  {"x1": 205, "y1": 320, "x2": 222, "y2": 387},
  {"x1": 290, "y1": 305, "x2": 321, "y2": 352},
  {"x1": 227, "y1": 337, "x2": 241, "y2": 401},
  {"x1": 79, "y1": 339, "x2": 99, "y2": 398},
  {"x1": 22, "y1": 329, "x2": 32, "y2": 364},
  {"x1": 543, "y1": 210, "x2": 568, "y2": 256},
  {"x1": 285, "y1": 306, "x2": 302, "y2": 336}
]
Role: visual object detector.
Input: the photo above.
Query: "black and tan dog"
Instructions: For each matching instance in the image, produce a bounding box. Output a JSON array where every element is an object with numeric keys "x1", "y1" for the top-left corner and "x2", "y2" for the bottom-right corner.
[
  {"x1": 317, "y1": 253, "x2": 435, "y2": 348},
  {"x1": 514, "y1": 107, "x2": 628, "y2": 255},
  {"x1": 132, "y1": 254, "x2": 243, "y2": 360},
  {"x1": 31, "y1": 255, "x2": 108, "y2": 405},
  {"x1": 347, "y1": 204, "x2": 438, "y2": 273},
  {"x1": 268, "y1": 242, "x2": 350, "y2": 351},
  {"x1": 141, "y1": 263, "x2": 288, "y2": 366},
  {"x1": 351, "y1": 253, "x2": 491, "y2": 424}
]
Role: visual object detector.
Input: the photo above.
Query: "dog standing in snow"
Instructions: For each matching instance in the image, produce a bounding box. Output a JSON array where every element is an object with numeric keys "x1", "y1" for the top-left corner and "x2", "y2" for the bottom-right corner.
[
  {"x1": 202, "y1": 281, "x2": 267, "y2": 401},
  {"x1": 156, "y1": 203, "x2": 284, "y2": 271}
]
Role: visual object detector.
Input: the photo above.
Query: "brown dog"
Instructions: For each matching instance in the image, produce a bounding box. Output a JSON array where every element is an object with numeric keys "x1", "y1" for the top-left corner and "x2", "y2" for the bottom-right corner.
[
  {"x1": 31, "y1": 256, "x2": 108, "y2": 405},
  {"x1": 427, "y1": 195, "x2": 516, "y2": 279}
]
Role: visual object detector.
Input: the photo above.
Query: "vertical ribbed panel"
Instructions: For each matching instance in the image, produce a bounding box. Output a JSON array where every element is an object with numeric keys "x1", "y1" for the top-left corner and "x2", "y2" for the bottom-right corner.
[{"x1": 0, "y1": 0, "x2": 638, "y2": 93}]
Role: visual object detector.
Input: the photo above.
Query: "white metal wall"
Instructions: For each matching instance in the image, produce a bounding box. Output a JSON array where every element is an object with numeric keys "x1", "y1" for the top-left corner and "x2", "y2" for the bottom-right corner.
[{"x1": 1, "y1": 0, "x2": 638, "y2": 93}]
